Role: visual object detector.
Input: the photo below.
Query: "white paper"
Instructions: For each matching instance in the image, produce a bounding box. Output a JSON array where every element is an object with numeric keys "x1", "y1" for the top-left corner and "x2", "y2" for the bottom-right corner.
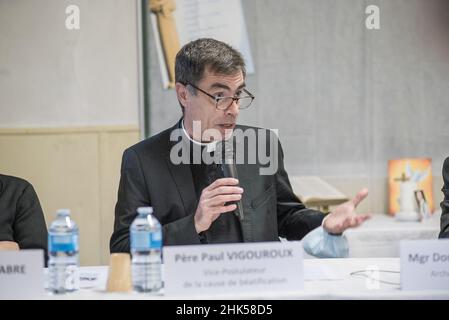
[
  {"x1": 304, "y1": 264, "x2": 345, "y2": 281},
  {"x1": 79, "y1": 266, "x2": 109, "y2": 290},
  {"x1": 151, "y1": 0, "x2": 254, "y2": 89}
]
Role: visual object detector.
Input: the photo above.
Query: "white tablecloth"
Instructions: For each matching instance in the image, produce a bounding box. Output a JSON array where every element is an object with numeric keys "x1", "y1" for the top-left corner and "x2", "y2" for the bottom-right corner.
[
  {"x1": 39, "y1": 258, "x2": 449, "y2": 300},
  {"x1": 344, "y1": 212, "x2": 441, "y2": 258}
]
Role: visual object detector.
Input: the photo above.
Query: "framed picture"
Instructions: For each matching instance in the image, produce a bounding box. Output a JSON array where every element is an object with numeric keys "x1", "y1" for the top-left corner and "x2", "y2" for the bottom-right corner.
[{"x1": 388, "y1": 158, "x2": 434, "y2": 216}]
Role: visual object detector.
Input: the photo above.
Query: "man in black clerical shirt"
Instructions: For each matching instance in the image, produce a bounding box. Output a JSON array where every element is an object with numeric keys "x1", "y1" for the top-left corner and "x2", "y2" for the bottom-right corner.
[{"x1": 110, "y1": 38, "x2": 370, "y2": 254}]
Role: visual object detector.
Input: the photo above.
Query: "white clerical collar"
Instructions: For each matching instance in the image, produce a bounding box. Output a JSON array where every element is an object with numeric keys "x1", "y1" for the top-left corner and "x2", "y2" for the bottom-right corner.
[{"x1": 181, "y1": 119, "x2": 218, "y2": 153}]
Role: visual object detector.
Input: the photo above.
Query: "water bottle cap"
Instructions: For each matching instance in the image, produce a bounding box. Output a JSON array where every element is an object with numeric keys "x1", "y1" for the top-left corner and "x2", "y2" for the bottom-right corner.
[
  {"x1": 137, "y1": 207, "x2": 153, "y2": 215},
  {"x1": 56, "y1": 209, "x2": 71, "y2": 216}
]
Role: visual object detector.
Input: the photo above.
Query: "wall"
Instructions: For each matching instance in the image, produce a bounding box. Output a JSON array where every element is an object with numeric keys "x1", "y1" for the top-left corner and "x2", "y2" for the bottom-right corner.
[
  {"x1": 0, "y1": 0, "x2": 139, "y2": 127},
  {"x1": 0, "y1": 0, "x2": 140, "y2": 265},
  {"x1": 0, "y1": 126, "x2": 140, "y2": 266},
  {"x1": 146, "y1": 0, "x2": 449, "y2": 213}
]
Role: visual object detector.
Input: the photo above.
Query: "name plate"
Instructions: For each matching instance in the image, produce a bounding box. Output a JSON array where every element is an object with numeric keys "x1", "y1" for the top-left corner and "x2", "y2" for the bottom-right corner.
[
  {"x1": 163, "y1": 241, "x2": 303, "y2": 295},
  {"x1": 0, "y1": 250, "x2": 45, "y2": 299},
  {"x1": 400, "y1": 239, "x2": 449, "y2": 290}
]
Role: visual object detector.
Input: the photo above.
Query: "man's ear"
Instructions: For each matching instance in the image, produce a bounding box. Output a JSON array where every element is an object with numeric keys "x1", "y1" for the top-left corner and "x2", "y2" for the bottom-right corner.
[{"x1": 175, "y1": 82, "x2": 188, "y2": 108}]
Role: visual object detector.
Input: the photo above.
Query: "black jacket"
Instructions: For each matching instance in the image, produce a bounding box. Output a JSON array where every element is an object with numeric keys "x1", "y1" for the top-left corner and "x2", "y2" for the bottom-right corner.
[
  {"x1": 0, "y1": 174, "x2": 48, "y2": 256},
  {"x1": 110, "y1": 120, "x2": 324, "y2": 252},
  {"x1": 439, "y1": 157, "x2": 449, "y2": 238}
]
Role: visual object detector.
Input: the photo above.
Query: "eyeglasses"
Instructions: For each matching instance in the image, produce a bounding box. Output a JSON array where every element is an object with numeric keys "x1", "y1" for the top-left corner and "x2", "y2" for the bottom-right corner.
[{"x1": 184, "y1": 82, "x2": 255, "y2": 110}]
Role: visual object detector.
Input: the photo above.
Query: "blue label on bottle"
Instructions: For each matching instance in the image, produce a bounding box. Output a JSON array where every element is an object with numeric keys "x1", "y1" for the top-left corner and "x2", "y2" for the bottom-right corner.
[
  {"x1": 150, "y1": 231, "x2": 162, "y2": 249},
  {"x1": 49, "y1": 234, "x2": 78, "y2": 252},
  {"x1": 131, "y1": 231, "x2": 162, "y2": 250}
]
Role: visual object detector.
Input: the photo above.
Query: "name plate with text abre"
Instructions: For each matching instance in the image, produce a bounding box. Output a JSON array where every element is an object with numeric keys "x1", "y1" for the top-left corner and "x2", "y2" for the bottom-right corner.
[
  {"x1": 400, "y1": 239, "x2": 449, "y2": 291},
  {"x1": 163, "y1": 241, "x2": 304, "y2": 296},
  {"x1": 0, "y1": 250, "x2": 45, "y2": 299}
]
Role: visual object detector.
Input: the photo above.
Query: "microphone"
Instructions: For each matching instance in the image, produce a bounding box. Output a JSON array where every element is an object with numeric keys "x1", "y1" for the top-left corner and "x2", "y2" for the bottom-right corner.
[{"x1": 220, "y1": 140, "x2": 245, "y2": 221}]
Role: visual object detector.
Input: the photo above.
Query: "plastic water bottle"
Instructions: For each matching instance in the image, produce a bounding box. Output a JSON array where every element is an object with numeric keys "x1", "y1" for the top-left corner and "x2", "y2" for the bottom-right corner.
[
  {"x1": 130, "y1": 207, "x2": 162, "y2": 293},
  {"x1": 48, "y1": 209, "x2": 79, "y2": 294}
]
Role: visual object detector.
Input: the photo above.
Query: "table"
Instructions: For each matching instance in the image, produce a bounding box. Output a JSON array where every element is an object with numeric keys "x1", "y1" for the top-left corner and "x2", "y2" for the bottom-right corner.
[
  {"x1": 344, "y1": 212, "x2": 441, "y2": 258},
  {"x1": 39, "y1": 258, "x2": 449, "y2": 300}
]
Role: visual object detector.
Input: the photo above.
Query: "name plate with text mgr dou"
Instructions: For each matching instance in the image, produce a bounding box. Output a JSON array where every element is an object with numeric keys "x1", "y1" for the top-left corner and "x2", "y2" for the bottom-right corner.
[
  {"x1": 163, "y1": 241, "x2": 303, "y2": 296},
  {"x1": 400, "y1": 239, "x2": 449, "y2": 291}
]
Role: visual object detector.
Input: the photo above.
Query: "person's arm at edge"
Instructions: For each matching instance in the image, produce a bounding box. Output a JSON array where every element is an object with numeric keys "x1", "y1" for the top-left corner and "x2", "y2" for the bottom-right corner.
[{"x1": 439, "y1": 157, "x2": 449, "y2": 238}]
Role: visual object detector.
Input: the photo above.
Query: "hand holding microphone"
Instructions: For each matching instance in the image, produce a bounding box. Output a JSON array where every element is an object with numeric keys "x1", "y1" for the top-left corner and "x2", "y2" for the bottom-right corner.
[
  {"x1": 193, "y1": 140, "x2": 246, "y2": 234},
  {"x1": 193, "y1": 178, "x2": 243, "y2": 233}
]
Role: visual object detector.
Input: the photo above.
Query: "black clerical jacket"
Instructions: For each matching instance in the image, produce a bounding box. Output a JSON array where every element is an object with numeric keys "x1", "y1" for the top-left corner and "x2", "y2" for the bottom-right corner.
[{"x1": 110, "y1": 119, "x2": 324, "y2": 252}]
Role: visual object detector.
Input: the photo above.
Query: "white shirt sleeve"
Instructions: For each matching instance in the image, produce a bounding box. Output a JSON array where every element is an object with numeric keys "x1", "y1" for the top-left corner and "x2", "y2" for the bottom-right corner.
[{"x1": 302, "y1": 217, "x2": 349, "y2": 258}]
